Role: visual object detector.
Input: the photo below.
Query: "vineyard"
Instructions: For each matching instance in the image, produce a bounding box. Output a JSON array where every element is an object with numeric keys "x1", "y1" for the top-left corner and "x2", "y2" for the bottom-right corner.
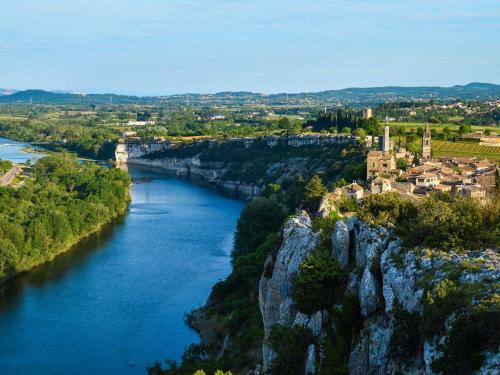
[{"x1": 432, "y1": 140, "x2": 500, "y2": 160}]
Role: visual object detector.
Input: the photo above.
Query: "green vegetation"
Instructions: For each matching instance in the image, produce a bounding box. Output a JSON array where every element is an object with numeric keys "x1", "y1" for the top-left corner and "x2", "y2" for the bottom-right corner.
[
  {"x1": 0, "y1": 153, "x2": 130, "y2": 280},
  {"x1": 303, "y1": 174, "x2": 328, "y2": 212},
  {"x1": 319, "y1": 295, "x2": 362, "y2": 375},
  {"x1": 432, "y1": 295, "x2": 500, "y2": 374},
  {"x1": 432, "y1": 140, "x2": 500, "y2": 161},
  {"x1": 268, "y1": 324, "x2": 314, "y2": 375},
  {"x1": 292, "y1": 246, "x2": 346, "y2": 315},
  {"x1": 0, "y1": 158, "x2": 13, "y2": 174},
  {"x1": 357, "y1": 192, "x2": 499, "y2": 252},
  {"x1": 233, "y1": 198, "x2": 286, "y2": 258},
  {"x1": 389, "y1": 303, "x2": 422, "y2": 363},
  {"x1": 147, "y1": 139, "x2": 366, "y2": 188},
  {"x1": 0, "y1": 116, "x2": 120, "y2": 159}
]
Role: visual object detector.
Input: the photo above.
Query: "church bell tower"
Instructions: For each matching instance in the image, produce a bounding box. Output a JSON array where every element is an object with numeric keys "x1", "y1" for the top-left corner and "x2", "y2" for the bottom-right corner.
[{"x1": 422, "y1": 123, "x2": 431, "y2": 159}]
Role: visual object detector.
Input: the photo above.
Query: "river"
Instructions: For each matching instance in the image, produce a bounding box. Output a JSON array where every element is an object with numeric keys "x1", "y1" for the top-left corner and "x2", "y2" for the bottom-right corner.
[{"x1": 0, "y1": 138, "x2": 245, "y2": 374}]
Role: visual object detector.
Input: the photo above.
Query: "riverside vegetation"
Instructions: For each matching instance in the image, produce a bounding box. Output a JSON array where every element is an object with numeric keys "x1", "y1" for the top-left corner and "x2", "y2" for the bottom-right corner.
[
  {"x1": 150, "y1": 174, "x2": 499, "y2": 374},
  {"x1": 0, "y1": 153, "x2": 131, "y2": 281}
]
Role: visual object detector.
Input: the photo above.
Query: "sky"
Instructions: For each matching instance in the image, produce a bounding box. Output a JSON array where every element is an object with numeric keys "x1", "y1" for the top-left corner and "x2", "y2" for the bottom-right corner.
[{"x1": 0, "y1": 0, "x2": 499, "y2": 95}]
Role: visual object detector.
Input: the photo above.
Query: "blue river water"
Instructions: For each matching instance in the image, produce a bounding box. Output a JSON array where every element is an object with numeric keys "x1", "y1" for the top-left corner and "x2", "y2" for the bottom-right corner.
[{"x1": 0, "y1": 138, "x2": 244, "y2": 374}]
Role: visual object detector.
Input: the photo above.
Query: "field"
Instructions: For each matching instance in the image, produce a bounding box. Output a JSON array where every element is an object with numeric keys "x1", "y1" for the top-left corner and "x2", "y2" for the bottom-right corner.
[
  {"x1": 388, "y1": 122, "x2": 499, "y2": 132},
  {"x1": 432, "y1": 140, "x2": 500, "y2": 161}
]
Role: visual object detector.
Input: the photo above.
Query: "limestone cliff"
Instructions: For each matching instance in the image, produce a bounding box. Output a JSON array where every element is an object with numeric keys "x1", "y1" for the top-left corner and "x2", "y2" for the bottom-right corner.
[
  {"x1": 258, "y1": 210, "x2": 499, "y2": 375},
  {"x1": 115, "y1": 137, "x2": 362, "y2": 199}
]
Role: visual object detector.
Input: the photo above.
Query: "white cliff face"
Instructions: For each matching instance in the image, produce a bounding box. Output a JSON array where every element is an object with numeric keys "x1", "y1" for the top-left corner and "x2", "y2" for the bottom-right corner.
[
  {"x1": 259, "y1": 209, "x2": 499, "y2": 375},
  {"x1": 259, "y1": 211, "x2": 320, "y2": 372},
  {"x1": 115, "y1": 141, "x2": 173, "y2": 163},
  {"x1": 115, "y1": 142, "x2": 263, "y2": 199}
]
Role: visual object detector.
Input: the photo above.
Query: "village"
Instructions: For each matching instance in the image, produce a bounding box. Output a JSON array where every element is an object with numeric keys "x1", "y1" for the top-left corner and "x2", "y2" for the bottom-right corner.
[{"x1": 338, "y1": 121, "x2": 498, "y2": 202}]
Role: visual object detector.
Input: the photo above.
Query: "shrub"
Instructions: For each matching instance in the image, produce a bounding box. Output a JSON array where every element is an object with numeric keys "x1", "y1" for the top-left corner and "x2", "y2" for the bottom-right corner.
[
  {"x1": 337, "y1": 197, "x2": 358, "y2": 213},
  {"x1": 312, "y1": 211, "x2": 342, "y2": 245},
  {"x1": 293, "y1": 246, "x2": 346, "y2": 315},
  {"x1": 432, "y1": 297, "x2": 500, "y2": 374},
  {"x1": 319, "y1": 295, "x2": 362, "y2": 375},
  {"x1": 268, "y1": 324, "x2": 314, "y2": 375},
  {"x1": 420, "y1": 279, "x2": 476, "y2": 338},
  {"x1": 389, "y1": 303, "x2": 422, "y2": 363}
]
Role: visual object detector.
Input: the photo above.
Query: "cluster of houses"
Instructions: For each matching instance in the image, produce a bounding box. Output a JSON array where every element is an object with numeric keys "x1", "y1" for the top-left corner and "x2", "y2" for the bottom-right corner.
[{"x1": 337, "y1": 124, "x2": 498, "y2": 202}]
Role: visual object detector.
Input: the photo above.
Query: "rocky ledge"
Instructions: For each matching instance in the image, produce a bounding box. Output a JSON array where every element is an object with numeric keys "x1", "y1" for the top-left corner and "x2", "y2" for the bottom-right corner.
[{"x1": 259, "y1": 209, "x2": 499, "y2": 374}]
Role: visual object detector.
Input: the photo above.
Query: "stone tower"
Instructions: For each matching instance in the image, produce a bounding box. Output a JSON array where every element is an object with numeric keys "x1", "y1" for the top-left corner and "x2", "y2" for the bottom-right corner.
[
  {"x1": 422, "y1": 123, "x2": 431, "y2": 159},
  {"x1": 378, "y1": 125, "x2": 391, "y2": 152}
]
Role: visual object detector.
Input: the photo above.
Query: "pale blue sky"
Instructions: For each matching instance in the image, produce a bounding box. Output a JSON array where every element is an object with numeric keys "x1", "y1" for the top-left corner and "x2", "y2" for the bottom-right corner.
[{"x1": 1, "y1": 0, "x2": 499, "y2": 95}]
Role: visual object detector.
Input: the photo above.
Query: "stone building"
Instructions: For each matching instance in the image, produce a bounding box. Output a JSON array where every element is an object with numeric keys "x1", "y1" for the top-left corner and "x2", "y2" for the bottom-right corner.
[
  {"x1": 362, "y1": 108, "x2": 373, "y2": 119},
  {"x1": 370, "y1": 177, "x2": 392, "y2": 194},
  {"x1": 341, "y1": 182, "x2": 364, "y2": 202},
  {"x1": 366, "y1": 151, "x2": 396, "y2": 179},
  {"x1": 378, "y1": 126, "x2": 391, "y2": 152},
  {"x1": 422, "y1": 123, "x2": 431, "y2": 159}
]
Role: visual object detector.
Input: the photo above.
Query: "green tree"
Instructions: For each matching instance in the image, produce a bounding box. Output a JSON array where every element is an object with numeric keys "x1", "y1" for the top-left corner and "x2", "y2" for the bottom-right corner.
[
  {"x1": 303, "y1": 175, "x2": 328, "y2": 212},
  {"x1": 293, "y1": 247, "x2": 346, "y2": 314},
  {"x1": 233, "y1": 198, "x2": 285, "y2": 258}
]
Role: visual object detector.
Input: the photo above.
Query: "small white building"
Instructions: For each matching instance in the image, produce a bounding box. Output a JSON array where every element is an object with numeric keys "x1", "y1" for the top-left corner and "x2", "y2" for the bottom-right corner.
[
  {"x1": 127, "y1": 120, "x2": 156, "y2": 126},
  {"x1": 370, "y1": 177, "x2": 392, "y2": 194},
  {"x1": 342, "y1": 182, "x2": 364, "y2": 202},
  {"x1": 415, "y1": 173, "x2": 439, "y2": 189}
]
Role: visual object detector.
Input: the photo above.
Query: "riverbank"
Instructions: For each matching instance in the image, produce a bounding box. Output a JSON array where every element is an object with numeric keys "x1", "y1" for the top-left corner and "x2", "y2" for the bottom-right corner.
[
  {"x1": 0, "y1": 153, "x2": 131, "y2": 282},
  {"x1": 0, "y1": 208, "x2": 129, "y2": 284},
  {"x1": 0, "y1": 163, "x2": 244, "y2": 375}
]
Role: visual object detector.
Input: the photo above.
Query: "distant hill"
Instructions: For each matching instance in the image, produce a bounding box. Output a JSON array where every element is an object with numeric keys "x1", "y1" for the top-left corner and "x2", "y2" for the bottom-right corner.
[
  {"x1": 0, "y1": 88, "x2": 18, "y2": 96},
  {"x1": 0, "y1": 89, "x2": 149, "y2": 104},
  {"x1": 0, "y1": 83, "x2": 499, "y2": 105}
]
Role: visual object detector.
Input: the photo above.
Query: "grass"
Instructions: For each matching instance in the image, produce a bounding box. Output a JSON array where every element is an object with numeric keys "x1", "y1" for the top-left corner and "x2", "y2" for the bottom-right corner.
[{"x1": 431, "y1": 140, "x2": 500, "y2": 161}]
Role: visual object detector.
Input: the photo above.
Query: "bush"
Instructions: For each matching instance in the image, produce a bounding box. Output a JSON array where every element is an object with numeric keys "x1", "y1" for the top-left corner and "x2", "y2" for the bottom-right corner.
[
  {"x1": 357, "y1": 192, "x2": 499, "y2": 252},
  {"x1": 432, "y1": 297, "x2": 500, "y2": 374},
  {"x1": 420, "y1": 279, "x2": 475, "y2": 338},
  {"x1": 268, "y1": 324, "x2": 314, "y2": 375},
  {"x1": 319, "y1": 295, "x2": 362, "y2": 375},
  {"x1": 389, "y1": 303, "x2": 422, "y2": 363},
  {"x1": 292, "y1": 246, "x2": 346, "y2": 315},
  {"x1": 357, "y1": 192, "x2": 417, "y2": 227}
]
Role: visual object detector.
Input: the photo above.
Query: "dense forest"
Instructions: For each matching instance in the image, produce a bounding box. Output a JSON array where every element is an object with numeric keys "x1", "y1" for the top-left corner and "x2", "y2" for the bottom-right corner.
[{"x1": 0, "y1": 154, "x2": 130, "y2": 280}]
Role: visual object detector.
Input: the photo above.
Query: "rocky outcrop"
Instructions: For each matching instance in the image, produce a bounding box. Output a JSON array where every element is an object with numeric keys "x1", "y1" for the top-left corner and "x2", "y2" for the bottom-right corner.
[
  {"x1": 259, "y1": 211, "x2": 320, "y2": 371},
  {"x1": 259, "y1": 211, "x2": 499, "y2": 375},
  {"x1": 332, "y1": 220, "x2": 350, "y2": 269}
]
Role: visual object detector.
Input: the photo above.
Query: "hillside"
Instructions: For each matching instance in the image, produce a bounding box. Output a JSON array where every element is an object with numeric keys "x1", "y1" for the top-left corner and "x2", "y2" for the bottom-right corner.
[
  {"x1": 1, "y1": 83, "x2": 499, "y2": 105},
  {"x1": 149, "y1": 188, "x2": 499, "y2": 375},
  {"x1": 116, "y1": 136, "x2": 366, "y2": 199}
]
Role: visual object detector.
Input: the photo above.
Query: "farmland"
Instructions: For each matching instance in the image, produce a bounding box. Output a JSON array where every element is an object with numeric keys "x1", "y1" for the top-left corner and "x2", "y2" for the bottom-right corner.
[
  {"x1": 432, "y1": 140, "x2": 500, "y2": 160},
  {"x1": 388, "y1": 122, "x2": 499, "y2": 132}
]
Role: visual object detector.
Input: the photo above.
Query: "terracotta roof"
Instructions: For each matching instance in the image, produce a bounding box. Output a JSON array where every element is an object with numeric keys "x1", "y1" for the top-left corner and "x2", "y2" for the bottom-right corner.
[{"x1": 432, "y1": 184, "x2": 451, "y2": 191}]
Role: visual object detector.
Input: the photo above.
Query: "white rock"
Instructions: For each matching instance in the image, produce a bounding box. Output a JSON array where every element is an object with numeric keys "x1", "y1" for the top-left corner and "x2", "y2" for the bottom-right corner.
[
  {"x1": 332, "y1": 220, "x2": 350, "y2": 269},
  {"x1": 359, "y1": 266, "x2": 382, "y2": 317}
]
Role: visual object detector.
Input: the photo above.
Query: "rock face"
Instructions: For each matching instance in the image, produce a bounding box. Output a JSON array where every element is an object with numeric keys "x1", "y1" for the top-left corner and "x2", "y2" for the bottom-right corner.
[
  {"x1": 115, "y1": 137, "x2": 359, "y2": 200},
  {"x1": 259, "y1": 212, "x2": 499, "y2": 375},
  {"x1": 259, "y1": 211, "x2": 320, "y2": 371},
  {"x1": 116, "y1": 142, "x2": 262, "y2": 199},
  {"x1": 332, "y1": 220, "x2": 350, "y2": 269}
]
